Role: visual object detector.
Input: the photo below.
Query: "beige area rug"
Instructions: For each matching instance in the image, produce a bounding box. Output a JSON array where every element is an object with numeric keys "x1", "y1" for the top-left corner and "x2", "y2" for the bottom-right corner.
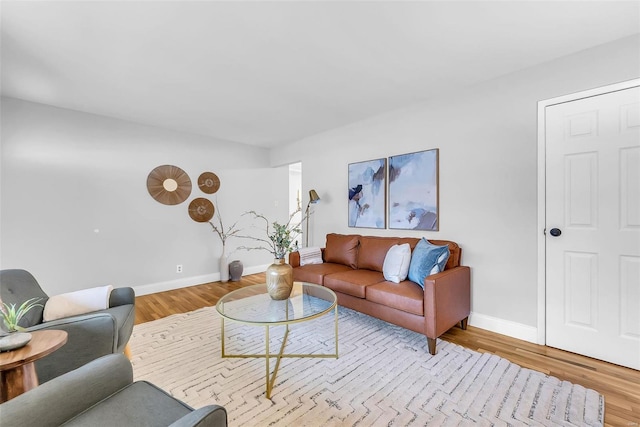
[{"x1": 129, "y1": 305, "x2": 604, "y2": 426}]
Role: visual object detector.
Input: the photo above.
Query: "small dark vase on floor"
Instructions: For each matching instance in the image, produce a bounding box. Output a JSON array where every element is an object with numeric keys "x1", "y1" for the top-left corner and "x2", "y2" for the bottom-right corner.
[{"x1": 229, "y1": 260, "x2": 243, "y2": 281}]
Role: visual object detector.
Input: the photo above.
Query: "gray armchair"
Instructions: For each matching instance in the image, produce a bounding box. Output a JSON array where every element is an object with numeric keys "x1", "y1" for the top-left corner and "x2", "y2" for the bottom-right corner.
[
  {"x1": 0, "y1": 354, "x2": 227, "y2": 427},
  {"x1": 0, "y1": 269, "x2": 135, "y2": 383}
]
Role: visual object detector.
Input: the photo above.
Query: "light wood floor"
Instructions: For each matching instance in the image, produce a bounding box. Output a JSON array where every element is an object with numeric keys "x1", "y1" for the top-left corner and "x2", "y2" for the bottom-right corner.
[{"x1": 135, "y1": 273, "x2": 640, "y2": 426}]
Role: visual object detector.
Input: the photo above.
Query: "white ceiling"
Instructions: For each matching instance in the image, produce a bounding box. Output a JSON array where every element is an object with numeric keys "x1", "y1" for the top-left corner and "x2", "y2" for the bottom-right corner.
[{"x1": 2, "y1": 1, "x2": 639, "y2": 148}]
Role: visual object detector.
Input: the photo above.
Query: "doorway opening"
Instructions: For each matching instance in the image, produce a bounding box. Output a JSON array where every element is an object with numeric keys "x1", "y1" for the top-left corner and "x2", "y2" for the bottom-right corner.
[{"x1": 289, "y1": 162, "x2": 302, "y2": 249}]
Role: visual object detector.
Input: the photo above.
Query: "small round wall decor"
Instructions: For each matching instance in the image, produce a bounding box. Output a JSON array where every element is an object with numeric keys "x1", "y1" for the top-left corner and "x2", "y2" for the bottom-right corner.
[
  {"x1": 147, "y1": 165, "x2": 192, "y2": 205},
  {"x1": 188, "y1": 198, "x2": 215, "y2": 222},
  {"x1": 198, "y1": 172, "x2": 220, "y2": 194}
]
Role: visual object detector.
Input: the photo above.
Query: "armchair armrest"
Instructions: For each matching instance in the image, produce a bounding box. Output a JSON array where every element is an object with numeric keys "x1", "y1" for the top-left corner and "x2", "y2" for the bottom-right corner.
[
  {"x1": 169, "y1": 405, "x2": 228, "y2": 427},
  {"x1": 110, "y1": 287, "x2": 135, "y2": 307},
  {"x1": 422, "y1": 266, "x2": 471, "y2": 340},
  {"x1": 26, "y1": 312, "x2": 119, "y2": 382},
  {"x1": 0, "y1": 354, "x2": 132, "y2": 427},
  {"x1": 28, "y1": 312, "x2": 118, "y2": 348}
]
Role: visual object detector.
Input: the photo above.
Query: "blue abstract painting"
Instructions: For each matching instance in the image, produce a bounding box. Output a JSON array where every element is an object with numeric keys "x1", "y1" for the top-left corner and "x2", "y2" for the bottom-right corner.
[
  {"x1": 389, "y1": 149, "x2": 439, "y2": 230},
  {"x1": 348, "y1": 158, "x2": 386, "y2": 229}
]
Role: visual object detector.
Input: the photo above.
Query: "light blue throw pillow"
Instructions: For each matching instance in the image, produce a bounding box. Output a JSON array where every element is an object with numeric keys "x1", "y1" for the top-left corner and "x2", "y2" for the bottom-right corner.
[{"x1": 408, "y1": 238, "x2": 450, "y2": 288}]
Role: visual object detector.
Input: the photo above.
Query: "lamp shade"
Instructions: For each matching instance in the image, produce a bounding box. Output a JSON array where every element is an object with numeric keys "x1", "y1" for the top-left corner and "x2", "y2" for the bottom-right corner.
[{"x1": 309, "y1": 189, "x2": 320, "y2": 204}]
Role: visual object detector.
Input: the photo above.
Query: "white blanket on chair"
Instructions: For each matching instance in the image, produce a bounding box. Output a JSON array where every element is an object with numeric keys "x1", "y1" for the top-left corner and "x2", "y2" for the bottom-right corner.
[{"x1": 43, "y1": 285, "x2": 113, "y2": 322}]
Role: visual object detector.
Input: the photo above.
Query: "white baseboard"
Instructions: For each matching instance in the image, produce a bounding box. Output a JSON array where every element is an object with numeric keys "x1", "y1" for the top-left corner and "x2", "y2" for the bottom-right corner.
[
  {"x1": 133, "y1": 263, "x2": 270, "y2": 296},
  {"x1": 469, "y1": 312, "x2": 538, "y2": 344}
]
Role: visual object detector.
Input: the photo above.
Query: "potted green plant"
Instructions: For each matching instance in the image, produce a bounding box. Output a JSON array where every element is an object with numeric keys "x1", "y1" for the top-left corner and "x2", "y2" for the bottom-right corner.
[
  {"x1": 0, "y1": 297, "x2": 42, "y2": 350},
  {"x1": 1, "y1": 297, "x2": 42, "y2": 333}
]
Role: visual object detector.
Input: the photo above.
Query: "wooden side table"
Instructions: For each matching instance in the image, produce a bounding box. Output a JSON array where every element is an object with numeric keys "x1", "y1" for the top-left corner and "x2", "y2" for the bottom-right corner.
[{"x1": 0, "y1": 329, "x2": 67, "y2": 402}]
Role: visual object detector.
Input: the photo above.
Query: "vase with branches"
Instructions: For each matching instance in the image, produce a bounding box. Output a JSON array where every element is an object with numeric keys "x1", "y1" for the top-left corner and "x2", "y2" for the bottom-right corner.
[
  {"x1": 237, "y1": 206, "x2": 303, "y2": 260},
  {"x1": 208, "y1": 206, "x2": 244, "y2": 282},
  {"x1": 238, "y1": 206, "x2": 304, "y2": 299}
]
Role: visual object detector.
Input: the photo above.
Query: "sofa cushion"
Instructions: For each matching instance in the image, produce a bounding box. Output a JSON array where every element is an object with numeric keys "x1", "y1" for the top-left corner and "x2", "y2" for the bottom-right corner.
[
  {"x1": 324, "y1": 234, "x2": 360, "y2": 269},
  {"x1": 324, "y1": 270, "x2": 385, "y2": 298},
  {"x1": 293, "y1": 263, "x2": 352, "y2": 285},
  {"x1": 407, "y1": 238, "x2": 450, "y2": 288},
  {"x1": 366, "y1": 280, "x2": 424, "y2": 316},
  {"x1": 357, "y1": 236, "x2": 400, "y2": 272},
  {"x1": 382, "y1": 243, "x2": 411, "y2": 283}
]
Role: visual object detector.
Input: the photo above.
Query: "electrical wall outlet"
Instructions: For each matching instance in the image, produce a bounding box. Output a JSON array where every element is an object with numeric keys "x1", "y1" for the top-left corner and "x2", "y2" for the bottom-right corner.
[{"x1": 176, "y1": 264, "x2": 183, "y2": 273}]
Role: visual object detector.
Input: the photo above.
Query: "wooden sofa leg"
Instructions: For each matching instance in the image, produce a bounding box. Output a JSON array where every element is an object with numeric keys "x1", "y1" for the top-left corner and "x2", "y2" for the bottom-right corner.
[
  {"x1": 460, "y1": 317, "x2": 468, "y2": 330},
  {"x1": 427, "y1": 338, "x2": 437, "y2": 355}
]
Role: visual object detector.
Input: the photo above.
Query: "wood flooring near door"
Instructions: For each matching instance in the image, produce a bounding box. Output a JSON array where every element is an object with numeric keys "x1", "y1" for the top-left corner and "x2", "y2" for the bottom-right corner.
[{"x1": 135, "y1": 273, "x2": 640, "y2": 427}]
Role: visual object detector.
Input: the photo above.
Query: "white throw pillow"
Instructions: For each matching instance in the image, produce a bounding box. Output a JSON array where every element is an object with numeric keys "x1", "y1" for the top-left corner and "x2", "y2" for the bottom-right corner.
[
  {"x1": 382, "y1": 243, "x2": 412, "y2": 283},
  {"x1": 43, "y1": 285, "x2": 113, "y2": 322},
  {"x1": 298, "y1": 246, "x2": 323, "y2": 266}
]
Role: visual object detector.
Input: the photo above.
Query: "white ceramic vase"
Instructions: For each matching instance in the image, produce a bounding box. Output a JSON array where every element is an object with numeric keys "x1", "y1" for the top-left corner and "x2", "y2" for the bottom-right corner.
[{"x1": 219, "y1": 248, "x2": 229, "y2": 283}]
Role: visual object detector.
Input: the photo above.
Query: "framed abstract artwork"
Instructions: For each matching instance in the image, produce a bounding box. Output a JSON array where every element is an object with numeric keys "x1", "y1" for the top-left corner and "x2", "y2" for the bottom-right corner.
[
  {"x1": 388, "y1": 149, "x2": 439, "y2": 231},
  {"x1": 348, "y1": 158, "x2": 386, "y2": 229}
]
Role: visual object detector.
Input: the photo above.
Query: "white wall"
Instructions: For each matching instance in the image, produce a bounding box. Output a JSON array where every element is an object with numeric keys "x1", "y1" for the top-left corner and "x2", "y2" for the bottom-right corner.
[
  {"x1": 0, "y1": 98, "x2": 289, "y2": 295},
  {"x1": 2, "y1": 35, "x2": 638, "y2": 341},
  {"x1": 271, "y1": 35, "x2": 640, "y2": 340}
]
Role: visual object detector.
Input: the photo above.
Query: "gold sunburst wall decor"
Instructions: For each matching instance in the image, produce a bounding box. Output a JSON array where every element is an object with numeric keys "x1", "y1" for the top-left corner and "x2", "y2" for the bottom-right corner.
[
  {"x1": 198, "y1": 172, "x2": 220, "y2": 194},
  {"x1": 188, "y1": 197, "x2": 215, "y2": 222},
  {"x1": 147, "y1": 165, "x2": 192, "y2": 205}
]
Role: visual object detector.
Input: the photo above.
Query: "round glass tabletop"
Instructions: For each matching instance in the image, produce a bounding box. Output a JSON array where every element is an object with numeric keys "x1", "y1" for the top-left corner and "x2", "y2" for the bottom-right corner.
[{"x1": 216, "y1": 282, "x2": 337, "y2": 325}]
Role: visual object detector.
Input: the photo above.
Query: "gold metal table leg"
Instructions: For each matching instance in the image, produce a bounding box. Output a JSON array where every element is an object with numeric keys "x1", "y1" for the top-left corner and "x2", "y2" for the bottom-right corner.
[
  {"x1": 221, "y1": 317, "x2": 226, "y2": 357},
  {"x1": 266, "y1": 325, "x2": 290, "y2": 399},
  {"x1": 219, "y1": 301, "x2": 338, "y2": 399},
  {"x1": 265, "y1": 326, "x2": 270, "y2": 398},
  {"x1": 334, "y1": 304, "x2": 339, "y2": 356}
]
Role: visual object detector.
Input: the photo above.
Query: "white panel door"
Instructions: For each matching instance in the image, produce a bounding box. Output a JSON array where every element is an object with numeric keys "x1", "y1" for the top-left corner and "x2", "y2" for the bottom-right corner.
[{"x1": 546, "y1": 86, "x2": 640, "y2": 370}]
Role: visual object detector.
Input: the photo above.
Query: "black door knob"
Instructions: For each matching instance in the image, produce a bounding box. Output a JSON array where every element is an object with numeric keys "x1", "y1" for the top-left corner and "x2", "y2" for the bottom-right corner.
[{"x1": 549, "y1": 228, "x2": 562, "y2": 237}]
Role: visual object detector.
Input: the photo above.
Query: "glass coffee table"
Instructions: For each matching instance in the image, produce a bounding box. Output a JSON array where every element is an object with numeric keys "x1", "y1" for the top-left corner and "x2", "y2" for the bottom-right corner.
[{"x1": 216, "y1": 282, "x2": 338, "y2": 399}]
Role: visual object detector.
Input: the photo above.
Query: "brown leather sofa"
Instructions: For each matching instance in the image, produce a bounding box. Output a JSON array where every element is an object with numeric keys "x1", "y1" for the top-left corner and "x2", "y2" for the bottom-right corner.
[{"x1": 289, "y1": 233, "x2": 470, "y2": 355}]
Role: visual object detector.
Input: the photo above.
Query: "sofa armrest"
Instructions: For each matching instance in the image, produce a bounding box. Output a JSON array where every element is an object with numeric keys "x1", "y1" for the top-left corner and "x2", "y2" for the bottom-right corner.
[
  {"x1": 110, "y1": 287, "x2": 135, "y2": 307},
  {"x1": 289, "y1": 248, "x2": 327, "y2": 268},
  {"x1": 422, "y1": 266, "x2": 471, "y2": 339},
  {"x1": 289, "y1": 251, "x2": 301, "y2": 267},
  {"x1": 0, "y1": 354, "x2": 133, "y2": 427},
  {"x1": 26, "y1": 313, "x2": 119, "y2": 382},
  {"x1": 170, "y1": 405, "x2": 228, "y2": 427}
]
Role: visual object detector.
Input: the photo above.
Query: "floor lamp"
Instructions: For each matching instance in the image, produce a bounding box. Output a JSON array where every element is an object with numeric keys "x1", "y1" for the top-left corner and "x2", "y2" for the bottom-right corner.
[{"x1": 305, "y1": 189, "x2": 321, "y2": 247}]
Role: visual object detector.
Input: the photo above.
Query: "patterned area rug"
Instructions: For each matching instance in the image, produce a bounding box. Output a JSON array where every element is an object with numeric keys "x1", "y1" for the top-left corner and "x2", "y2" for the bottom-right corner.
[{"x1": 129, "y1": 306, "x2": 604, "y2": 426}]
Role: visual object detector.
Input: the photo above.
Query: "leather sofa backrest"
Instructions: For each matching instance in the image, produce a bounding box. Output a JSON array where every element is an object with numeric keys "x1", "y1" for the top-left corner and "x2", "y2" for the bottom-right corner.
[
  {"x1": 315, "y1": 234, "x2": 461, "y2": 272},
  {"x1": 357, "y1": 236, "x2": 401, "y2": 272},
  {"x1": 324, "y1": 233, "x2": 360, "y2": 269}
]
